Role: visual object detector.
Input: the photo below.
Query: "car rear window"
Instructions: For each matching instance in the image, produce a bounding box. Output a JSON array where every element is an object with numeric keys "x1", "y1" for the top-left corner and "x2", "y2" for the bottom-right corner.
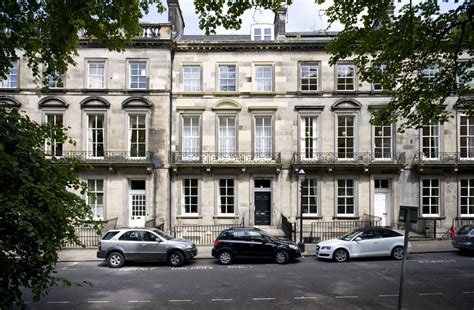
[
  {"x1": 381, "y1": 229, "x2": 402, "y2": 238},
  {"x1": 102, "y1": 231, "x2": 119, "y2": 240}
]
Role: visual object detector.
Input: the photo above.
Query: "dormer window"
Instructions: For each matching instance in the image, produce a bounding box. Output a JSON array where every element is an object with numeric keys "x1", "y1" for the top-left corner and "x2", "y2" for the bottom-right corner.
[{"x1": 251, "y1": 24, "x2": 273, "y2": 41}]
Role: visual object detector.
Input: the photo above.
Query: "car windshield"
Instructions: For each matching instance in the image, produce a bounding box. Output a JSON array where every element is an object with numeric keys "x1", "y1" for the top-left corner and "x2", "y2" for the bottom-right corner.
[
  {"x1": 457, "y1": 225, "x2": 474, "y2": 235},
  {"x1": 152, "y1": 229, "x2": 174, "y2": 240},
  {"x1": 338, "y1": 231, "x2": 361, "y2": 241}
]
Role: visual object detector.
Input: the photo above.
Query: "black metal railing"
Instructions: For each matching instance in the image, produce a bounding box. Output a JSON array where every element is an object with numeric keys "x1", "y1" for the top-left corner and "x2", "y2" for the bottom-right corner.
[
  {"x1": 79, "y1": 24, "x2": 161, "y2": 39},
  {"x1": 172, "y1": 223, "x2": 244, "y2": 245},
  {"x1": 171, "y1": 152, "x2": 281, "y2": 165},
  {"x1": 413, "y1": 152, "x2": 474, "y2": 165},
  {"x1": 292, "y1": 152, "x2": 405, "y2": 165},
  {"x1": 62, "y1": 218, "x2": 117, "y2": 248},
  {"x1": 309, "y1": 220, "x2": 381, "y2": 242},
  {"x1": 281, "y1": 213, "x2": 295, "y2": 242},
  {"x1": 62, "y1": 151, "x2": 154, "y2": 164}
]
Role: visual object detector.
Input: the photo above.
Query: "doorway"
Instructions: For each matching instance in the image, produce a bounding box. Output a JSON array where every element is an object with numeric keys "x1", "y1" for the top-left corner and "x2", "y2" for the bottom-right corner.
[
  {"x1": 374, "y1": 179, "x2": 390, "y2": 227},
  {"x1": 254, "y1": 179, "x2": 271, "y2": 225},
  {"x1": 129, "y1": 180, "x2": 146, "y2": 227}
]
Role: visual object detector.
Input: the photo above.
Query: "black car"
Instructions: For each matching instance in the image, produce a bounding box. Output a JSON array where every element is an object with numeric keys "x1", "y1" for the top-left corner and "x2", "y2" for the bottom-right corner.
[{"x1": 211, "y1": 227, "x2": 301, "y2": 265}]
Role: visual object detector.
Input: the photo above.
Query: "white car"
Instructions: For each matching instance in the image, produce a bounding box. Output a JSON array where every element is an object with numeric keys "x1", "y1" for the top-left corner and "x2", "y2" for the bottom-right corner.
[{"x1": 316, "y1": 227, "x2": 411, "y2": 262}]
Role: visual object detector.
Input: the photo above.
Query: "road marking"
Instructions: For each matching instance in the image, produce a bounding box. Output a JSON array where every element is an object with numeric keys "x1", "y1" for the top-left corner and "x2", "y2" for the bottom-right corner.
[
  {"x1": 128, "y1": 300, "x2": 150, "y2": 303},
  {"x1": 462, "y1": 291, "x2": 474, "y2": 294},
  {"x1": 88, "y1": 301, "x2": 109, "y2": 304},
  {"x1": 419, "y1": 293, "x2": 443, "y2": 296},
  {"x1": 294, "y1": 296, "x2": 318, "y2": 300},
  {"x1": 47, "y1": 301, "x2": 70, "y2": 304},
  {"x1": 336, "y1": 296, "x2": 358, "y2": 299},
  {"x1": 169, "y1": 299, "x2": 192, "y2": 302},
  {"x1": 212, "y1": 299, "x2": 233, "y2": 302},
  {"x1": 253, "y1": 297, "x2": 275, "y2": 301},
  {"x1": 379, "y1": 294, "x2": 398, "y2": 298}
]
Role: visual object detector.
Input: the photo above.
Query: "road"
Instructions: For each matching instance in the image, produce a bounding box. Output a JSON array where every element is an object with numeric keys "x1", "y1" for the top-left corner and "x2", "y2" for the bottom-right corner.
[{"x1": 21, "y1": 252, "x2": 474, "y2": 310}]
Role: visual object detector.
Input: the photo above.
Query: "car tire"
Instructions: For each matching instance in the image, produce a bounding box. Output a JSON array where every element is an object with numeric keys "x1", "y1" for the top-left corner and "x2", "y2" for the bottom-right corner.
[
  {"x1": 333, "y1": 248, "x2": 349, "y2": 263},
  {"x1": 275, "y1": 250, "x2": 289, "y2": 264},
  {"x1": 168, "y1": 251, "x2": 185, "y2": 267},
  {"x1": 107, "y1": 251, "x2": 125, "y2": 268},
  {"x1": 391, "y1": 246, "x2": 404, "y2": 260},
  {"x1": 218, "y1": 250, "x2": 233, "y2": 265}
]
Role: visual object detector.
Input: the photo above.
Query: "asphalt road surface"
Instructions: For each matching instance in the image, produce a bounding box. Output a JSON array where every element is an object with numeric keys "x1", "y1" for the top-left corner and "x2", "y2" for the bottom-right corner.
[{"x1": 21, "y1": 252, "x2": 474, "y2": 310}]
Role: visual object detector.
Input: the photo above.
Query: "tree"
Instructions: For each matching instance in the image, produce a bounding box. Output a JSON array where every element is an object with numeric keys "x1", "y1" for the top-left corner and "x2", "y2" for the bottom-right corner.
[
  {"x1": 0, "y1": 107, "x2": 98, "y2": 308},
  {"x1": 194, "y1": 0, "x2": 473, "y2": 131},
  {"x1": 0, "y1": 0, "x2": 164, "y2": 89}
]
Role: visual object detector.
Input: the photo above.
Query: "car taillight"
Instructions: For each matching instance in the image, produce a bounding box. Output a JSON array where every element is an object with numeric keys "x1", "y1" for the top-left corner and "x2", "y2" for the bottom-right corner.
[{"x1": 214, "y1": 239, "x2": 221, "y2": 247}]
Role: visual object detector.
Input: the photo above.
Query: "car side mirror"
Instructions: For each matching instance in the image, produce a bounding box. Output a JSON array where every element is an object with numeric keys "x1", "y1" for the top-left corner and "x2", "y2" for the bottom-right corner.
[{"x1": 354, "y1": 237, "x2": 362, "y2": 242}]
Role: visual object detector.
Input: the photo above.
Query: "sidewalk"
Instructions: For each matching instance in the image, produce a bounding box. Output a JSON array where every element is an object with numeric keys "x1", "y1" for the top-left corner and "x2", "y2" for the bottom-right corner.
[{"x1": 58, "y1": 239, "x2": 456, "y2": 262}]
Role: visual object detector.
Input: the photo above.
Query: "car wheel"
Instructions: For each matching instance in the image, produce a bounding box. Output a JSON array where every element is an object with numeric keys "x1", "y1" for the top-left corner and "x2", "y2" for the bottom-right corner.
[
  {"x1": 392, "y1": 246, "x2": 404, "y2": 260},
  {"x1": 275, "y1": 250, "x2": 289, "y2": 264},
  {"x1": 333, "y1": 248, "x2": 349, "y2": 263},
  {"x1": 169, "y1": 251, "x2": 185, "y2": 267},
  {"x1": 218, "y1": 250, "x2": 233, "y2": 265},
  {"x1": 107, "y1": 252, "x2": 125, "y2": 268}
]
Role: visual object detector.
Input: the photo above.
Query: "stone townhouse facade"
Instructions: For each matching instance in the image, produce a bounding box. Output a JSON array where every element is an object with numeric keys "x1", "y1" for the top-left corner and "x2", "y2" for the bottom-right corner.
[{"x1": 1, "y1": 0, "x2": 472, "y2": 239}]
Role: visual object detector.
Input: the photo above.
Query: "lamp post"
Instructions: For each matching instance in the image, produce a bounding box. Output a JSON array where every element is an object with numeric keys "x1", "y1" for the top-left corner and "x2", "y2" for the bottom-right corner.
[{"x1": 298, "y1": 168, "x2": 306, "y2": 252}]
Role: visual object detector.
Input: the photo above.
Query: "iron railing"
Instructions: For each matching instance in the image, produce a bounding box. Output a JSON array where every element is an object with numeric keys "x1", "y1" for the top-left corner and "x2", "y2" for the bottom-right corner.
[
  {"x1": 172, "y1": 223, "x2": 244, "y2": 245},
  {"x1": 281, "y1": 213, "x2": 295, "y2": 242},
  {"x1": 309, "y1": 220, "x2": 381, "y2": 242},
  {"x1": 292, "y1": 152, "x2": 406, "y2": 165},
  {"x1": 61, "y1": 151, "x2": 154, "y2": 164},
  {"x1": 413, "y1": 152, "x2": 474, "y2": 165},
  {"x1": 62, "y1": 218, "x2": 117, "y2": 248},
  {"x1": 79, "y1": 24, "x2": 161, "y2": 39},
  {"x1": 171, "y1": 152, "x2": 281, "y2": 165}
]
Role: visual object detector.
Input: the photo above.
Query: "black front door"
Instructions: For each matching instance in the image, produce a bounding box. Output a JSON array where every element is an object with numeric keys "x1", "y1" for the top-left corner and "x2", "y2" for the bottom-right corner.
[{"x1": 255, "y1": 192, "x2": 271, "y2": 225}]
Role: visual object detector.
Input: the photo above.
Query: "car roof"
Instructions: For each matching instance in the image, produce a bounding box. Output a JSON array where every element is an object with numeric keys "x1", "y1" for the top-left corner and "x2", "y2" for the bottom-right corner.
[
  {"x1": 224, "y1": 227, "x2": 262, "y2": 232},
  {"x1": 354, "y1": 227, "x2": 396, "y2": 233}
]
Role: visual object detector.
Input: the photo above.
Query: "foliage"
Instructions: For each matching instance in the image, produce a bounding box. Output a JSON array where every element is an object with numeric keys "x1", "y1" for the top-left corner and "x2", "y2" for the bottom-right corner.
[
  {"x1": 194, "y1": 0, "x2": 473, "y2": 131},
  {"x1": 0, "y1": 0, "x2": 164, "y2": 90},
  {"x1": 0, "y1": 108, "x2": 97, "y2": 309}
]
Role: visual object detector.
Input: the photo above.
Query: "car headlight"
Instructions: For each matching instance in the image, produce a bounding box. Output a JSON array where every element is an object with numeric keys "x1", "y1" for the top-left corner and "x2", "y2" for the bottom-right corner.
[
  {"x1": 185, "y1": 244, "x2": 193, "y2": 249},
  {"x1": 320, "y1": 246, "x2": 332, "y2": 250},
  {"x1": 289, "y1": 244, "x2": 299, "y2": 250}
]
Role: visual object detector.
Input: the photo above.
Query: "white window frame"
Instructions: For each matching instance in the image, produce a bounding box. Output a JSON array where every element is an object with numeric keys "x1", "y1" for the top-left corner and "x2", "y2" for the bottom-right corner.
[
  {"x1": 254, "y1": 64, "x2": 273, "y2": 92},
  {"x1": 218, "y1": 115, "x2": 237, "y2": 160},
  {"x1": 128, "y1": 113, "x2": 148, "y2": 158},
  {"x1": 460, "y1": 178, "x2": 474, "y2": 217},
  {"x1": 421, "y1": 178, "x2": 440, "y2": 217},
  {"x1": 86, "y1": 178, "x2": 105, "y2": 220},
  {"x1": 182, "y1": 178, "x2": 199, "y2": 215},
  {"x1": 218, "y1": 178, "x2": 236, "y2": 215},
  {"x1": 87, "y1": 60, "x2": 106, "y2": 89},
  {"x1": 336, "y1": 114, "x2": 356, "y2": 160},
  {"x1": 128, "y1": 61, "x2": 148, "y2": 89},
  {"x1": 183, "y1": 65, "x2": 202, "y2": 92},
  {"x1": 86, "y1": 113, "x2": 105, "y2": 158},
  {"x1": 421, "y1": 65, "x2": 440, "y2": 83},
  {"x1": 336, "y1": 178, "x2": 356, "y2": 217},
  {"x1": 373, "y1": 124, "x2": 393, "y2": 160},
  {"x1": 372, "y1": 64, "x2": 387, "y2": 91},
  {"x1": 251, "y1": 24, "x2": 274, "y2": 41},
  {"x1": 44, "y1": 113, "x2": 64, "y2": 157},
  {"x1": 181, "y1": 115, "x2": 201, "y2": 161},
  {"x1": 299, "y1": 62, "x2": 319, "y2": 91},
  {"x1": 336, "y1": 63, "x2": 356, "y2": 91},
  {"x1": 421, "y1": 123, "x2": 441, "y2": 160},
  {"x1": 218, "y1": 64, "x2": 237, "y2": 92},
  {"x1": 254, "y1": 115, "x2": 273, "y2": 160},
  {"x1": 48, "y1": 72, "x2": 65, "y2": 89},
  {"x1": 0, "y1": 61, "x2": 18, "y2": 88},
  {"x1": 459, "y1": 114, "x2": 474, "y2": 159},
  {"x1": 301, "y1": 178, "x2": 319, "y2": 216},
  {"x1": 299, "y1": 114, "x2": 319, "y2": 160}
]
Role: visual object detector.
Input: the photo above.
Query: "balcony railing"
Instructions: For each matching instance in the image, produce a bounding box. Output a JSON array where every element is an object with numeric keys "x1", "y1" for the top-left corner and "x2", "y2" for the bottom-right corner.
[
  {"x1": 171, "y1": 152, "x2": 281, "y2": 165},
  {"x1": 413, "y1": 152, "x2": 474, "y2": 165},
  {"x1": 78, "y1": 23, "x2": 162, "y2": 40},
  {"x1": 292, "y1": 152, "x2": 406, "y2": 165},
  {"x1": 62, "y1": 151, "x2": 154, "y2": 164}
]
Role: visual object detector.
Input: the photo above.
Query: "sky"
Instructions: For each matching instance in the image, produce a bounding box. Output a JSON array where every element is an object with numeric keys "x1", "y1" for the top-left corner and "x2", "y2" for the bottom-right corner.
[{"x1": 141, "y1": 0, "x2": 461, "y2": 35}]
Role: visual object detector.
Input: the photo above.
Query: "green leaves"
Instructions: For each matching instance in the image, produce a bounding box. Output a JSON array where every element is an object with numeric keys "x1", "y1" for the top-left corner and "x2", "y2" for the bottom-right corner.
[{"x1": 0, "y1": 108, "x2": 98, "y2": 308}]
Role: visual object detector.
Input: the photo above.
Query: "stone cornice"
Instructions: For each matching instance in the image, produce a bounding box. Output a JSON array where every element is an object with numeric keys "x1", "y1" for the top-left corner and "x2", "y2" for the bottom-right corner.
[{"x1": 175, "y1": 40, "x2": 332, "y2": 52}]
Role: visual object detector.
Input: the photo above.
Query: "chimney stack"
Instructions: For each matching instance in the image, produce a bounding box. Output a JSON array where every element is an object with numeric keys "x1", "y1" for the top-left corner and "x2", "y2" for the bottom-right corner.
[
  {"x1": 167, "y1": 0, "x2": 185, "y2": 38},
  {"x1": 274, "y1": 5, "x2": 287, "y2": 40}
]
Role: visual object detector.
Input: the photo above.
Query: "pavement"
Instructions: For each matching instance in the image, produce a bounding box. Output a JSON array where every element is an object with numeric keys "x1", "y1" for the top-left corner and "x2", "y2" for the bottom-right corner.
[{"x1": 58, "y1": 239, "x2": 457, "y2": 262}]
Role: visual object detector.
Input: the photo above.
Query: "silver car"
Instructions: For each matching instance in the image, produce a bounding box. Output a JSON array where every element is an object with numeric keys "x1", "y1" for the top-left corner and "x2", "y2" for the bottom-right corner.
[
  {"x1": 452, "y1": 224, "x2": 474, "y2": 253},
  {"x1": 97, "y1": 228, "x2": 197, "y2": 268}
]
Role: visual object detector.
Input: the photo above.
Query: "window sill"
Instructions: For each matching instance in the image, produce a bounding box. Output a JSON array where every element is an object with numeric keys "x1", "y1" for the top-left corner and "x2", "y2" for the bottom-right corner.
[
  {"x1": 176, "y1": 215, "x2": 202, "y2": 219},
  {"x1": 84, "y1": 88, "x2": 108, "y2": 93},
  {"x1": 419, "y1": 216, "x2": 446, "y2": 220},
  {"x1": 332, "y1": 216, "x2": 360, "y2": 220},
  {"x1": 249, "y1": 91, "x2": 276, "y2": 95},
  {"x1": 180, "y1": 91, "x2": 203, "y2": 96},
  {"x1": 213, "y1": 215, "x2": 239, "y2": 219},
  {"x1": 457, "y1": 216, "x2": 474, "y2": 219}
]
